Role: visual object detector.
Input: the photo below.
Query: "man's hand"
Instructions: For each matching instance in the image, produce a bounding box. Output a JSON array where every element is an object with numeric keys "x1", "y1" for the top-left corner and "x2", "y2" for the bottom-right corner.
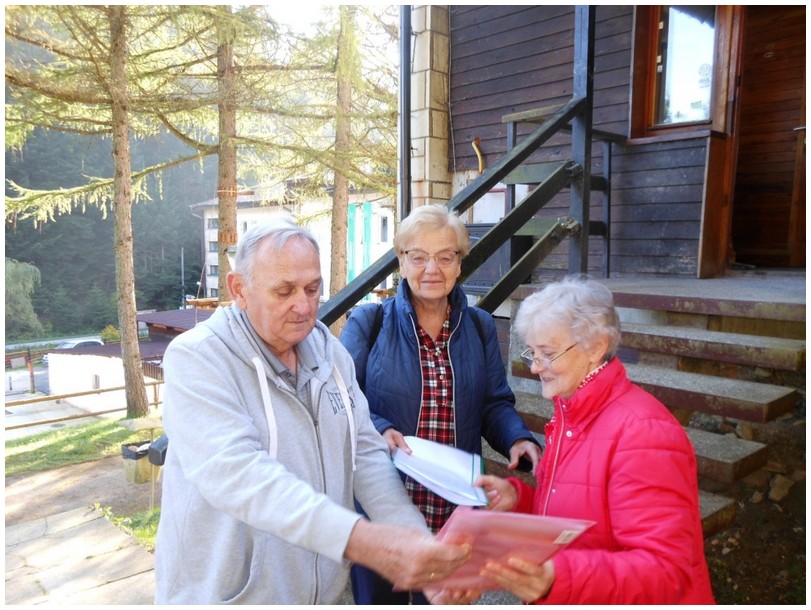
[
  {"x1": 345, "y1": 520, "x2": 471, "y2": 591},
  {"x1": 424, "y1": 585, "x2": 482, "y2": 605}
]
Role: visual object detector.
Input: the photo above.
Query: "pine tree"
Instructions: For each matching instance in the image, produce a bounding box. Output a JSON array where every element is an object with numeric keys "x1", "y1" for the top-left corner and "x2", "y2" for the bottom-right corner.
[
  {"x1": 5, "y1": 5, "x2": 205, "y2": 417},
  {"x1": 5, "y1": 259, "x2": 45, "y2": 339},
  {"x1": 6, "y1": 5, "x2": 403, "y2": 351}
]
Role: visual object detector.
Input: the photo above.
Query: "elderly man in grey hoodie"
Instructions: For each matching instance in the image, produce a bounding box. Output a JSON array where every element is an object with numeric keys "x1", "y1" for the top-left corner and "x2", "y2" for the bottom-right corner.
[{"x1": 154, "y1": 219, "x2": 473, "y2": 605}]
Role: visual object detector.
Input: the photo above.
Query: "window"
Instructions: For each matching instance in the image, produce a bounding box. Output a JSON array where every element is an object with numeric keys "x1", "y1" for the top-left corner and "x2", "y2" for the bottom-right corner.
[
  {"x1": 208, "y1": 241, "x2": 218, "y2": 253},
  {"x1": 207, "y1": 218, "x2": 219, "y2": 229},
  {"x1": 210, "y1": 288, "x2": 219, "y2": 298},
  {"x1": 210, "y1": 265, "x2": 219, "y2": 276},
  {"x1": 653, "y1": 6, "x2": 715, "y2": 125},
  {"x1": 380, "y1": 216, "x2": 388, "y2": 242},
  {"x1": 631, "y1": 6, "x2": 739, "y2": 138}
]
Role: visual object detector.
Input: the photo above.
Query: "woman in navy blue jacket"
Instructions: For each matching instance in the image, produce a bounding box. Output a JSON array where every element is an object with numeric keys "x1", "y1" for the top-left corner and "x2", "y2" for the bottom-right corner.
[{"x1": 340, "y1": 204, "x2": 542, "y2": 605}]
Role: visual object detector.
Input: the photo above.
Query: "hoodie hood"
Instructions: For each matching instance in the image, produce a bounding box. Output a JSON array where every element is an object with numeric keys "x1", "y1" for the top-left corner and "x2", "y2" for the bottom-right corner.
[
  {"x1": 208, "y1": 304, "x2": 336, "y2": 385},
  {"x1": 205, "y1": 304, "x2": 348, "y2": 464}
]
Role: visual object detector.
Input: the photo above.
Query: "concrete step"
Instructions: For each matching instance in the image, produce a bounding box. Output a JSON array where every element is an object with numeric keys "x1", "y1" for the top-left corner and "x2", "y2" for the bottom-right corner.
[
  {"x1": 697, "y1": 489, "x2": 737, "y2": 537},
  {"x1": 511, "y1": 361, "x2": 797, "y2": 423},
  {"x1": 511, "y1": 391, "x2": 768, "y2": 484},
  {"x1": 601, "y1": 277, "x2": 806, "y2": 325},
  {"x1": 482, "y1": 432, "x2": 738, "y2": 538},
  {"x1": 685, "y1": 427, "x2": 768, "y2": 484},
  {"x1": 622, "y1": 322, "x2": 806, "y2": 372},
  {"x1": 625, "y1": 363, "x2": 797, "y2": 424}
]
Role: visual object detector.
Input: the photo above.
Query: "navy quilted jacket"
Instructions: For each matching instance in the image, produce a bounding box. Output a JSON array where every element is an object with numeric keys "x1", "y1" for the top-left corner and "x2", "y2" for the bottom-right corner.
[{"x1": 339, "y1": 280, "x2": 535, "y2": 459}]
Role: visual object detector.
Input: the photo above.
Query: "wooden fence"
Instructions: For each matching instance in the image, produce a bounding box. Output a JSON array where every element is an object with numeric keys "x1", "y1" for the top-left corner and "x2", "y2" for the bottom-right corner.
[{"x1": 5, "y1": 379, "x2": 165, "y2": 432}]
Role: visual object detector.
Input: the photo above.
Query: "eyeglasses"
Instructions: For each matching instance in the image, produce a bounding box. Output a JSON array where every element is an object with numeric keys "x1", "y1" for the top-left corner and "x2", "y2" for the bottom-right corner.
[
  {"x1": 520, "y1": 344, "x2": 577, "y2": 369},
  {"x1": 403, "y1": 249, "x2": 460, "y2": 268}
]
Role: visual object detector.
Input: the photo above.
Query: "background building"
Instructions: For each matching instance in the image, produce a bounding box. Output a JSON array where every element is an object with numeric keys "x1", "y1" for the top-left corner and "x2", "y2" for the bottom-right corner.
[{"x1": 190, "y1": 185, "x2": 396, "y2": 301}]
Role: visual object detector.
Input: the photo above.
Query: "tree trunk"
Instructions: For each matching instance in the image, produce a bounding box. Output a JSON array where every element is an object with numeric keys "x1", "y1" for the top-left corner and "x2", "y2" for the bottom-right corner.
[
  {"x1": 329, "y1": 5, "x2": 357, "y2": 337},
  {"x1": 109, "y1": 6, "x2": 149, "y2": 419},
  {"x1": 217, "y1": 8, "x2": 238, "y2": 302}
]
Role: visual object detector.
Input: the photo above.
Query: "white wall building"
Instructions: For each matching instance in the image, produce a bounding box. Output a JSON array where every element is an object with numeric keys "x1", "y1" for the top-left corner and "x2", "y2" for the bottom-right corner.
[{"x1": 190, "y1": 186, "x2": 396, "y2": 302}]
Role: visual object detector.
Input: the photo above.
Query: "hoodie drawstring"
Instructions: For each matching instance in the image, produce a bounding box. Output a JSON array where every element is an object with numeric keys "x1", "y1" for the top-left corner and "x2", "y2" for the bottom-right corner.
[
  {"x1": 331, "y1": 367, "x2": 357, "y2": 471},
  {"x1": 251, "y1": 356, "x2": 356, "y2": 470},
  {"x1": 252, "y1": 357, "x2": 278, "y2": 458}
]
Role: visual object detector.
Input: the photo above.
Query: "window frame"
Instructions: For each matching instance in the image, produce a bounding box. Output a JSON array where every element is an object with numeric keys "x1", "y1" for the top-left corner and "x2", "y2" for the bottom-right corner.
[{"x1": 631, "y1": 5, "x2": 741, "y2": 140}]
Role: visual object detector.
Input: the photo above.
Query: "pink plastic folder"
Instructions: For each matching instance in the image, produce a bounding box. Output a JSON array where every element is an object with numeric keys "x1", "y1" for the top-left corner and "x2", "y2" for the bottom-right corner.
[{"x1": 433, "y1": 506, "x2": 594, "y2": 590}]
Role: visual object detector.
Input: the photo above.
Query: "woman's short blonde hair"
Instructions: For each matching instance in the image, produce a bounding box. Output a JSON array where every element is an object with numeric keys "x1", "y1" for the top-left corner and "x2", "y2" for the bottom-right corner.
[
  {"x1": 514, "y1": 275, "x2": 622, "y2": 361},
  {"x1": 393, "y1": 204, "x2": 471, "y2": 257}
]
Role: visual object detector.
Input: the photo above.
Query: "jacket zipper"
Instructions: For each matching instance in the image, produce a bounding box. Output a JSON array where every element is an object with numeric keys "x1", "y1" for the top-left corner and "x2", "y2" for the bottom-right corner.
[
  {"x1": 407, "y1": 313, "x2": 425, "y2": 427},
  {"x1": 541, "y1": 402, "x2": 565, "y2": 515},
  {"x1": 311, "y1": 381, "x2": 327, "y2": 604},
  {"x1": 277, "y1": 379, "x2": 326, "y2": 604},
  {"x1": 446, "y1": 314, "x2": 462, "y2": 443}
]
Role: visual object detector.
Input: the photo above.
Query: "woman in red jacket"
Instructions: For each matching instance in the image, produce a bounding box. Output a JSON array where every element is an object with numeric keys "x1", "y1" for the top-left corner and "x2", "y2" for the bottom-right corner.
[{"x1": 475, "y1": 276, "x2": 715, "y2": 604}]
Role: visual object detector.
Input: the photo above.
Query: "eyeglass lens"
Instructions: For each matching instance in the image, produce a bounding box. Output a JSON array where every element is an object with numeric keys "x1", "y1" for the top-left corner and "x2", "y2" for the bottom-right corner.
[{"x1": 405, "y1": 249, "x2": 459, "y2": 267}]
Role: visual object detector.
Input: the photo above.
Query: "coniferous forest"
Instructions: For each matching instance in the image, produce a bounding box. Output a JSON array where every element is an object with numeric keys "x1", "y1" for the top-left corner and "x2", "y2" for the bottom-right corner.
[
  {"x1": 5, "y1": 5, "x2": 400, "y2": 350},
  {"x1": 5, "y1": 129, "x2": 215, "y2": 340}
]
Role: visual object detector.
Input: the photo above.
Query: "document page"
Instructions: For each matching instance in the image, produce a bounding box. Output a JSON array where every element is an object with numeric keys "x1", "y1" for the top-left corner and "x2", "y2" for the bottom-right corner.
[
  {"x1": 392, "y1": 436, "x2": 488, "y2": 506},
  {"x1": 433, "y1": 506, "x2": 594, "y2": 589}
]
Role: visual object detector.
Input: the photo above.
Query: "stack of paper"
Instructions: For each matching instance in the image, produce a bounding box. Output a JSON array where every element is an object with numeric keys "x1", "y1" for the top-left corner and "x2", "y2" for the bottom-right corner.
[
  {"x1": 392, "y1": 436, "x2": 488, "y2": 506},
  {"x1": 433, "y1": 506, "x2": 594, "y2": 589}
]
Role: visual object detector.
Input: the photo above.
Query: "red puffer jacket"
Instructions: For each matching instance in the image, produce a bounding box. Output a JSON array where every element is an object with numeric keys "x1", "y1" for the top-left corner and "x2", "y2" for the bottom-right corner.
[{"x1": 509, "y1": 358, "x2": 715, "y2": 604}]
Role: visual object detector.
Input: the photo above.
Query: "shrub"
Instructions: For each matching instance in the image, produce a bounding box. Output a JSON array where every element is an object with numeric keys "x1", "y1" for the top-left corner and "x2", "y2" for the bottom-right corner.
[{"x1": 100, "y1": 324, "x2": 121, "y2": 343}]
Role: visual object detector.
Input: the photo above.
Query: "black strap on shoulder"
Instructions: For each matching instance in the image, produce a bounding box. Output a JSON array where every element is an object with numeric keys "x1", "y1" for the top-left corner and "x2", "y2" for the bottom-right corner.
[
  {"x1": 468, "y1": 307, "x2": 486, "y2": 349},
  {"x1": 367, "y1": 302, "x2": 385, "y2": 350}
]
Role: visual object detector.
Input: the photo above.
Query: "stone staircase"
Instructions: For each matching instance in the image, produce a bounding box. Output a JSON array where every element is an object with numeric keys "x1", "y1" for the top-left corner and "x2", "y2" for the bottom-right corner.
[{"x1": 484, "y1": 274, "x2": 805, "y2": 538}]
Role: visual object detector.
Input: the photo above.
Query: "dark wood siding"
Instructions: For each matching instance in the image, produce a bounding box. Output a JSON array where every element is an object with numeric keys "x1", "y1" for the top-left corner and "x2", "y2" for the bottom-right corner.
[
  {"x1": 449, "y1": 5, "x2": 707, "y2": 277},
  {"x1": 610, "y1": 139, "x2": 706, "y2": 276},
  {"x1": 450, "y1": 5, "x2": 631, "y2": 168},
  {"x1": 731, "y1": 6, "x2": 806, "y2": 267}
]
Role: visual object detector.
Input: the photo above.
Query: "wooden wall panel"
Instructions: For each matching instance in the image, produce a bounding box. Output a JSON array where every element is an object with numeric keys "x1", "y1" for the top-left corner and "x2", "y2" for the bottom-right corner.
[
  {"x1": 730, "y1": 5, "x2": 805, "y2": 267},
  {"x1": 449, "y1": 5, "x2": 632, "y2": 171},
  {"x1": 448, "y1": 5, "x2": 712, "y2": 278}
]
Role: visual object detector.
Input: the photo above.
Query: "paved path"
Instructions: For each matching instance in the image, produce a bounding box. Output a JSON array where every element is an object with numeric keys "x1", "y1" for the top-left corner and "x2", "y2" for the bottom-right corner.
[
  {"x1": 6, "y1": 507, "x2": 155, "y2": 604},
  {"x1": 5, "y1": 505, "x2": 515, "y2": 605},
  {"x1": 4, "y1": 447, "x2": 515, "y2": 605}
]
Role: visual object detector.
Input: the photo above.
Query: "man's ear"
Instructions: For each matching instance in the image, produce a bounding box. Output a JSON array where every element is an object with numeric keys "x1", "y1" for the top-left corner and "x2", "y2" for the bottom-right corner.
[{"x1": 227, "y1": 271, "x2": 246, "y2": 309}]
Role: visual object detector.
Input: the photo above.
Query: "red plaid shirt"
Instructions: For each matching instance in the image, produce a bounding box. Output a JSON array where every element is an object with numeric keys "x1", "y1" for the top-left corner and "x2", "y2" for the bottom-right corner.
[{"x1": 404, "y1": 306, "x2": 456, "y2": 533}]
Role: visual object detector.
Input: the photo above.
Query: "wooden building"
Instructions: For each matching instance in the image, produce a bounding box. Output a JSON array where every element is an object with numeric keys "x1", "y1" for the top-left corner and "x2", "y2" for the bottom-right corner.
[
  {"x1": 385, "y1": 6, "x2": 807, "y2": 547},
  {"x1": 410, "y1": 5, "x2": 805, "y2": 279}
]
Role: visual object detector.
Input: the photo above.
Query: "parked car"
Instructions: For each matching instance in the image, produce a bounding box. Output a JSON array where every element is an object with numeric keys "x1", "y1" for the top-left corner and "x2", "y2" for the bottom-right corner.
[{"x1": 41, "y1": 338, "x2": 104, "y2": 365}]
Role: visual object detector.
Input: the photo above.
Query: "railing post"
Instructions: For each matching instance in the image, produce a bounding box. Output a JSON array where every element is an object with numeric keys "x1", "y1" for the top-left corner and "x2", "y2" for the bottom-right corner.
[
  {"x1": 602, "y1": 139, "x2": 612, "y2": 278},
  {"x1": 568, "y1": 5, "x2": 596, "y2": 274},
  {"x1": 399, "y1": 5, "x2": 412, "y2": 220},
  {"x1": 506, "y1": 120, "x2": 517, "y2": 212}
]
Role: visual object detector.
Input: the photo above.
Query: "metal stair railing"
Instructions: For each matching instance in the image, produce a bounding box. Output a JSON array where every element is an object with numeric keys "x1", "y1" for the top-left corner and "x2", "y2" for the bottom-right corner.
[
  {"x1": 318, "y1": 97, "x2": 587, "y2": 327},
  {"x1": 502, "y1": 106, "x2": 626, "y2": 279}
]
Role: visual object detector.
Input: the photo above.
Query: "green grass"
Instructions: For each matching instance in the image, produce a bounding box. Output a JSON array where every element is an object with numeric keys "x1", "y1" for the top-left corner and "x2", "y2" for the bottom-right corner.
[
  {"x1": 6, "y1": 419, "x2": 164, "y2": 549},
  {"x1": 98, "y1": 504, "x2": 161, "y2": 551},
  {"x1": 5, "y1": 418, "x2": 163, "y2": 477}
]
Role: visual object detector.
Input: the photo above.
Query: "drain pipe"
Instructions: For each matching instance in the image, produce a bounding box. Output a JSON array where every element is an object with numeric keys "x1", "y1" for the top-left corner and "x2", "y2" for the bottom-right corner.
[{"x1": 399, "y1": 5, "x2": 412, "y2": 220}]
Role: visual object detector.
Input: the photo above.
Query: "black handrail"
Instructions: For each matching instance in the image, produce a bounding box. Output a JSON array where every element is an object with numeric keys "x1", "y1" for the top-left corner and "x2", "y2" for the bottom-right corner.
[{"x1": 317, "y1": 97, "x2": 587, "y2": 327}]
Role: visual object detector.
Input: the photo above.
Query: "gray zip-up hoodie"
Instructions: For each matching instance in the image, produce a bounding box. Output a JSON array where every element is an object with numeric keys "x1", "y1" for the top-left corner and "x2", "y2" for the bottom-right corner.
[{"x1": 154, "y1": 305, "x2": 428, "y2": 604}]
